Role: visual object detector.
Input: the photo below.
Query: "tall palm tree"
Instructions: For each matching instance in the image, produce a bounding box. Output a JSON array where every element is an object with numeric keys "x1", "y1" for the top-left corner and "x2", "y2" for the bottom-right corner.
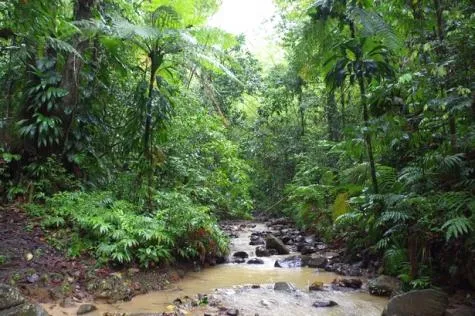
[{"x1": 325, "y1": 37, "x2": 395, "y2": 193}]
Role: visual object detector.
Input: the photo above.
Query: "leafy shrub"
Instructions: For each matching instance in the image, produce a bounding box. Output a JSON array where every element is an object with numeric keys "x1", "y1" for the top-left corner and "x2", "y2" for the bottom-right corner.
[{"x1": 29, "y1": 190, "x2": 228, "y2": 267}]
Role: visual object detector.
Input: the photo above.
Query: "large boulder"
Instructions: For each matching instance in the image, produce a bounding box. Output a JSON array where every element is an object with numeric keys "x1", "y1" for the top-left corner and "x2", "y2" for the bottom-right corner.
[
  {"x1": 382, "y1": 289, "x2": 449, "y2": 316},
  {"x1": 368, "y1": 275, "x2": 402, "y2": 296},
  {"x1": 274, "y1": 255, "x2": 302, "y2": 268},
  {"x1": 0, "y1": 284, "x2": 49, "y2": 316},
  {"x1": 302, "y1": 254, "x2": 328, "y2": 268},
  {"x1": 266, "y1": 234, "x2": 290, "y2": 255}
]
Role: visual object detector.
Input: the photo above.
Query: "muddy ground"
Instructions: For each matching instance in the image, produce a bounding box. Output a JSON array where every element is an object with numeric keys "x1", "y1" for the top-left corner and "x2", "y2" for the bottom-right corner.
[{"x1": 0, "y1": 205, "x2": 185, "y2": 306}]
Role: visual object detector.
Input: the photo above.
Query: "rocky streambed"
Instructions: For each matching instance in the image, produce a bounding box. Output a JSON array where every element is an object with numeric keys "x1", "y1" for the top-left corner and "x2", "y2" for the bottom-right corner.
[{"x1": 3, "y1": 218, "x2": 473, "y2": 316}]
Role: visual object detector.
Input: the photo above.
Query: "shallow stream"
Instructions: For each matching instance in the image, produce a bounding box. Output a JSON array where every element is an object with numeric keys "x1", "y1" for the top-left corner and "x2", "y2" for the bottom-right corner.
[{"x1": 44, "y1": 223, "x2": 387, "y2": 315}]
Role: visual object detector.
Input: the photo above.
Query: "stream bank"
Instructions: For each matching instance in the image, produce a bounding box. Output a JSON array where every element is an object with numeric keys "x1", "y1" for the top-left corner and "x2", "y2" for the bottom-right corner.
[
  {"x1": 41, "y1": 220, "x2": 390, "y2": 315},
  {"x1": 1, "y1": 209, "x2": 473, "y2": 315}
]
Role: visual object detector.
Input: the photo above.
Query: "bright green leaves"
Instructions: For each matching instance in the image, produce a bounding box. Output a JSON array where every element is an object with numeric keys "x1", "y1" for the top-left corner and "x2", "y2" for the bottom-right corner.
[{"x1": 30, "y1": 190, "x2": 227, "y2": 267}]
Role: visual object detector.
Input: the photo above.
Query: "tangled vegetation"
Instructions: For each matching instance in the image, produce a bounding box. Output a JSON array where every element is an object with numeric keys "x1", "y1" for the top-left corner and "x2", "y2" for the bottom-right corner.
[{"x1": 0, "y1": 0, "x2": 474, "y2": 290}]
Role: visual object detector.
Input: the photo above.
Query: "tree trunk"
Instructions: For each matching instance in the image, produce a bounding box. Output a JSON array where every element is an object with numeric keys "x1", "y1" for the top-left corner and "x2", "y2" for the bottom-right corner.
[
  {"x1": 61, "y1": 0, "x2": 98, "y2": 154},
  {"x1": 326, "y1": 90, "x2": 339, "y2": 141},
  {"x1": 340, "y1": 84, "x2": 345, "y2": 131},
  {"x1": 298, "y1": 92, "x2": 305, "y2": 136},
  {"x1": 144, "y1": 51, "x2": 163, "y2": 158},
  {"x1": 358, "y1": 77, "x2": 379, "y2": 194}
]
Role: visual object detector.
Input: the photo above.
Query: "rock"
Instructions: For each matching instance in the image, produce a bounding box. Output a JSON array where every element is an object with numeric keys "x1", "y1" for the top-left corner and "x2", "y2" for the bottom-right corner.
[
  {"x1": 282, "y1": 236, "x2": 292, "y2": 244},
  {"x1": 255, "y1": 246, "x2": 270, "y2": 257},
  {"x1": 315, "y1": 242, "x2": 327, "y2": 250},
  {"x1": 444, "y1": 306, "x2": 475, "y2": 316},
  {"x1": 249, "y1": 237, "x2": 265, "y2": 245},
  {"x1": 265, "y1": 234, "x2": 290, "y2": 255},
  {"x1": 250, "y1": 233, "x2": 265, "y2": 243},
  {"x1": 326, "y1": 262, "x2": 362, "y2": 276},
  {"x1": 77, "y1": 304, "x2": 97, "y2": 315},
  {"x1": 232, "y1": 258, "x2": 245, "y2": 264},
  {"x1": 309, "y1": 281, "x2": 324, "y2": 291},
  {"x1": 274, "y1": 255, "x2": 302, "y2": 268},
  {"x1": 313, "y1": 300, "x2": 338, "y2": 308},
  {"x1": 0, "y1": 284, "x2": 49, "y2": 316},
  {"x1": 302, "y1": 254, "x2": 327, "y2": 268},
  {"x1": 60, "y1": 297, "x2": 76, "y2": 308},
  {"x1": 332, "y1": 278, "x2": 362, "y2": 289},
  {"x1": 233, "y1": 251, "x2": 249, "y2": 259},
  {"x1": 226, "y1": 308, "x2": 239, "y2": 316},
  {"x1": 273, "y1": 282, "x2": 296, "y2": 292},
  {"x1": 301, "y1": 246, "x2": 316, "y2": 255},
  {"x1": 247, "y1": 258, "x2": 264, "y2": 264},
  {"x1": 216, "y1": 256, "x2": 227, "y2": 264},
  {"x1": 127, "y1": 268, "x2": 140, "y2": 276},
  {"x1": 1, "y1": 304, "x2": 50, "y2": 316},
  {"x1": 382, "y1": 289, "x2": 448, "y2": 316},
  {"x1": 368, "y1": 275, "x2": 402, "y2": 296},
  {"x1": 323, "y1": 251, "x2": 340, "y2": 259},
  {"x1": 296, "y1": 242, "x2": 310, "y2": 252},
  {"x1": 26, "y1": 274, "x2": 40, "y2": 284},
  {"x1": 0, "y1": 283, "x2": 25, "y2": 310}
]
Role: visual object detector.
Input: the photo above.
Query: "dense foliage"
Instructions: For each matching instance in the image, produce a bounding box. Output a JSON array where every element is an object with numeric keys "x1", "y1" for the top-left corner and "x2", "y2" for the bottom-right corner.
[
  {"x1": 248, "y1": 0, "x2": 474, "y2": 289},
  {"x1": 0, "y1": 0, "x2": 252, "y2": 266},
  {"x1": 0, "y1": 0, "x2": 474, "y2": 290}
]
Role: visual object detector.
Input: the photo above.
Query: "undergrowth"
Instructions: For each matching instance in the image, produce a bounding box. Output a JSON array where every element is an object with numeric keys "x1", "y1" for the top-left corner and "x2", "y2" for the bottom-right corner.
[{"x1": 27, "y1": 191, "x2": 229, "y2": 268}]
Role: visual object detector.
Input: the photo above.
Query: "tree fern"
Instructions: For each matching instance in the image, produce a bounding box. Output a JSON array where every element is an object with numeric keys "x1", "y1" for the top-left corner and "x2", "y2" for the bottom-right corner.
[{"x1": 348, "y1": 7, "x2": 401, "y2": 51}]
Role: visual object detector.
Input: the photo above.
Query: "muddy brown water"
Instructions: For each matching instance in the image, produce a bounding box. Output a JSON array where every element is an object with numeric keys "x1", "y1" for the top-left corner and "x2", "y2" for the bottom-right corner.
[{"x1": 43, "y1": 223, "x2": 387, "y2": 315}]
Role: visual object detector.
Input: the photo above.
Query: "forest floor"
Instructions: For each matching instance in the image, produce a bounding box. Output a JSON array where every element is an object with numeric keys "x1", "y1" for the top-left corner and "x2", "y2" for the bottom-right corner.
[{"x1": 0, "y1": 205, "x2": 186, "y2": 306}]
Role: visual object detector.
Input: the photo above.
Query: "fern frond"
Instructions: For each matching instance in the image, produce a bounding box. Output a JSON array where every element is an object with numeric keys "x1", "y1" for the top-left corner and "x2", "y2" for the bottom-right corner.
[
  {"x1": 46, "y1": 37, "x2": 83, "y2": 59},
  {"x1": 441, "y1": 217, "x2": 473, "y2": 240},
  {"x1": 437, "y1": 191, "x2": 473, "y2": 213},
  {"x1": 379, "y1": 210, "x2": 411, "y2": 224},
  {"x1": 349, "y1": 7, "x2": 401, "y2": 50},
  {"x1": 377, "y1": 165, "x2": 398, "y2": 193},
  {"x1": 440, "y1": 153, "x2": 465, "y2": 172}
]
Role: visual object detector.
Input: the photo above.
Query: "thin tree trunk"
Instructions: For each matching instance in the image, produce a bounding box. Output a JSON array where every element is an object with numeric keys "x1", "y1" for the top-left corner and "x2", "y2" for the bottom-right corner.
[
  {"x1": 298, "y1": 92, "x2": 305, "y2": 136},
  {"x1": 326, "y1": 90, "x2": 339, "y2": 141},
  {"x1": 144, "y1": 51, "x2": 163, "y2": 158},
  {"x1": 340, "y1": 84, "x2": 345, "y2": 131},
  {"x1": 359, "y1": 77, "x2": 379, "y2": 194}
]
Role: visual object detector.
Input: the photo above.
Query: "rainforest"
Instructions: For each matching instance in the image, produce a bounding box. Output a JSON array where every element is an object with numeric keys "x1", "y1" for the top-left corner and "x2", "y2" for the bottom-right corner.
[{"x1": 0, "y1": 0, "x2": 474, "y2": 315}]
